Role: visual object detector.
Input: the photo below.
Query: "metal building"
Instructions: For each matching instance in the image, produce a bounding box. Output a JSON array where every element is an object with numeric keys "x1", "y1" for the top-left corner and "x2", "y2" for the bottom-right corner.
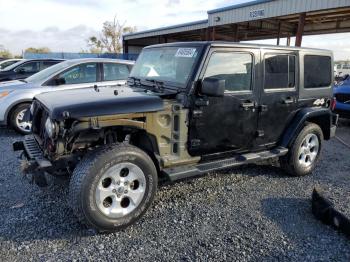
[{"x1": 123, "y1": 0, "x2": 350, "y2": 54}]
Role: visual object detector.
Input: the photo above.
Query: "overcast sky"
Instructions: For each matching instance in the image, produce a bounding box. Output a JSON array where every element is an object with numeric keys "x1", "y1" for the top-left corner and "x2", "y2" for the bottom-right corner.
[{"x1": 0, "y1": 0, "x2": 349, "y2": 60}]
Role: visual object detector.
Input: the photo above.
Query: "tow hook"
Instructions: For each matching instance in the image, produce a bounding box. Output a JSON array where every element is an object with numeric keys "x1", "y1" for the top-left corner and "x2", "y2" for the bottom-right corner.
[{"x1": 312, "y1": 187, "x2": 350, "y2": 237}]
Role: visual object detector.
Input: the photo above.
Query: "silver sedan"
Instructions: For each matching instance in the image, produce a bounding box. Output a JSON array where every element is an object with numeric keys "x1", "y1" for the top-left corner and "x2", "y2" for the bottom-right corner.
[{"x1": 0, "y1": 58, "x2": 134, "y2": 134}]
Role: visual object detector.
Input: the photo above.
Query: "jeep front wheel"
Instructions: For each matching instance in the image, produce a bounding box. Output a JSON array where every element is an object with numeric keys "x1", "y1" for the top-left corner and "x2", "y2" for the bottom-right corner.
[
  {"x1": 68, "y1": 144, "x2": 158, "y2": 232},
  {"x1": 280, "y1": 123, "x2": 323, "y2": 176}
]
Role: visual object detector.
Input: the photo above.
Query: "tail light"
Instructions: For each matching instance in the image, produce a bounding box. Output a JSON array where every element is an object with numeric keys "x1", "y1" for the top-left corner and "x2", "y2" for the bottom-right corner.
[{"x1": 330, "y1": 97, "x2": 337, "y2": 111}]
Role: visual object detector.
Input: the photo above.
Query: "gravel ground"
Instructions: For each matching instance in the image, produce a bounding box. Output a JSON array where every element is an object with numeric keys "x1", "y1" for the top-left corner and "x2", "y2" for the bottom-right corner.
[{"x1": 0, "y1": 121, "x2": 349, "y2": 261}]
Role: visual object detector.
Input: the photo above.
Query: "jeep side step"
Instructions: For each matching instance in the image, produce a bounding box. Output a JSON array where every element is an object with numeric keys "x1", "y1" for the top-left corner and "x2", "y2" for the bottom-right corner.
[{"x1": 163, "y1": 147, "x2": 288, "y2": 182}]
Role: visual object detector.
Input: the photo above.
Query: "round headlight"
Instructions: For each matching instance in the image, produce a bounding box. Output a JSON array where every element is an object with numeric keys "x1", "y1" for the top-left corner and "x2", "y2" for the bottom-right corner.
[{"x1": 45, "y1": 118, "x2": 56, "y2": 138}]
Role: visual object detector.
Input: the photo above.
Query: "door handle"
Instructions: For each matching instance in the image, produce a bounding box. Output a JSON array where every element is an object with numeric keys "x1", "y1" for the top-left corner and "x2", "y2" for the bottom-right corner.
[
  {"x1": 240, "y1": 100, "x2": 255, "y2": 110},
  {"x1": 282, "y1": 97, "x2": 294, "y2": 104}
]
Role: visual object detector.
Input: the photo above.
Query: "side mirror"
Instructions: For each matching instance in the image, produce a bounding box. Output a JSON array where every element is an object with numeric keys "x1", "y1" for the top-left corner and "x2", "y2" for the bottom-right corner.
[
  {"x1": 55, "y1": 77, "x2": 66, "y2": 85},
  {"x1": 201, "y1": 77, "x2": 225, "y2": 97},
  {"x1": 17, "y1": 68, "x2": 26, "y2": 74}
]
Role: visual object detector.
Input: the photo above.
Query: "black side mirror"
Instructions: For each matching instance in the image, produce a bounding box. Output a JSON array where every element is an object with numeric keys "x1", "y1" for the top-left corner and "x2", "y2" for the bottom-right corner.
[
  {"x1": 201, "y1": 77, "x2": 225, "y2": 97},
  {"x1": 17, "y1": 68, "x2": 26, "y2": 74},
  {"x1": 55, "y1": 77, "x2": 66, "y2": 85}
]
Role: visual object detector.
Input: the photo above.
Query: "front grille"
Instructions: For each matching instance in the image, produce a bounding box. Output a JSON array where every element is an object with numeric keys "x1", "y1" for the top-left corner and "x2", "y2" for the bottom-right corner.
[
  {"x1": 335, "y1": 93, "x2": 350, "y2": 104},
  {"x1": 23, "y1": 135, "x2": 44, "y2": 160},
  {"x1": 32, "y1": 101, "x2": 49, "y2": 141},
  {"x1": 31, "y1": 101, "x2": 50, "y2": 147}
]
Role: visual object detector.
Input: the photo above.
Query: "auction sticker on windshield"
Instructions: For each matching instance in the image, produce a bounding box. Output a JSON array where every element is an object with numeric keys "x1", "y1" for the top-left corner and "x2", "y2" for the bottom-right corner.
[{"x1": 175, "y1": 48, "x2": 197, "y2": 58}]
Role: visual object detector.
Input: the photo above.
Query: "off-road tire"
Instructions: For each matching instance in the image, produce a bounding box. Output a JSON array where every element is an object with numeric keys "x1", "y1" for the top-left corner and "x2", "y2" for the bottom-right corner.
[
  {"x1": 280, "y1": 123, "x2": 323, "y2": 176},
  {"x1": 9, "y1": 103, "x2": 32, "y2": 135},
  {"x1": 68, "y1": 144, "x2": 158, "y2": 232}
]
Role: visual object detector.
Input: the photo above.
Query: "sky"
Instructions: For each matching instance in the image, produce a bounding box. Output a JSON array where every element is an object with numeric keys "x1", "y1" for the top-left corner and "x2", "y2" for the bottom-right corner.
[{"x1": 0, "y1": 0, "x2": 349, "y2": 60}]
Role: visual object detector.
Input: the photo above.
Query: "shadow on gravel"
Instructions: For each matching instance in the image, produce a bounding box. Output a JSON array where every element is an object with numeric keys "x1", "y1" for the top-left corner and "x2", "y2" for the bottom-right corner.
[
  {"x1": 0, "y1": 183, "x2": 97, "y2": 243},
  {"x1": 260, "y1": 196, "x2": 349, "y2": 257}
]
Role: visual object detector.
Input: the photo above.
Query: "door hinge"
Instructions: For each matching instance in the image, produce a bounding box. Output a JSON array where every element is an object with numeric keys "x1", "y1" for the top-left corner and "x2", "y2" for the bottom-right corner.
[
  {"x1": 190, "y1": 139, "x2": 201, "y2": 147},
  {"x1": 192, "y1": 110, "x2": 203, "y2": 118},
  {"x1": 256, "y1": 130, "x2": 264, "y2": 137},
  {"x1": 195, "y1": 98, "x2": 209, "y2": 107},
  {"x1": 259, "y1": 105, "x2": 268, "y2": 112}
]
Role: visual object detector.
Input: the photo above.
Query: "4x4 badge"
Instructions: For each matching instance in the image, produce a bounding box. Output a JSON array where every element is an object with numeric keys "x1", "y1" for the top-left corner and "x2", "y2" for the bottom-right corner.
[{"x1": 313, "y1": 98, "x2": 325, "y2": 106}]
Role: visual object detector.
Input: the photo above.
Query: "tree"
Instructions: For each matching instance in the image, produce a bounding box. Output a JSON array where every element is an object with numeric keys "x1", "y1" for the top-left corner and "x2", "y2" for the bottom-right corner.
[
  {"x1": 25, "y1": 47, "x2": 51, "y2": 53},
  {"x1": 87, "y1": 15, "x2": 136, "y2": 53},
  {"x1": 0, "y1": 45, "x2": 12, "y2": 58}
]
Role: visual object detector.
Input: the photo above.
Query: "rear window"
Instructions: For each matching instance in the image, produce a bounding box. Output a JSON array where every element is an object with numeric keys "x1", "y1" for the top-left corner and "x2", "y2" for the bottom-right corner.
[
  {"x1": 304, "y1": 55, "x2": 332, "y2": 88},
  {"x1": 264, "y1": 54, "x2": 295, "y2": 89}
]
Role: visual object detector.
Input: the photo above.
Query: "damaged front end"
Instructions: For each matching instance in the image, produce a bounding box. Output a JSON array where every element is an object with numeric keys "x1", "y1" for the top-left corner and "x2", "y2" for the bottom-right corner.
[{"x1": 14, "y1": 136, "x2": 53, "y2": 187}]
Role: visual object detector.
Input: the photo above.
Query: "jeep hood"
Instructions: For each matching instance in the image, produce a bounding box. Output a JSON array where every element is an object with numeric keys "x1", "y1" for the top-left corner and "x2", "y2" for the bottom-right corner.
[{"x1": 35, "y1": 86, "x2": 164, "y2": 121}]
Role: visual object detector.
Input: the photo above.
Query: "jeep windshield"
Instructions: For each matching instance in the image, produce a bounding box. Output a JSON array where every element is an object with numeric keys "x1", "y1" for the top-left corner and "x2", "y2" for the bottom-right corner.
[{"x1": 129, "y1": 46, "x2": 202, "y2": 91}]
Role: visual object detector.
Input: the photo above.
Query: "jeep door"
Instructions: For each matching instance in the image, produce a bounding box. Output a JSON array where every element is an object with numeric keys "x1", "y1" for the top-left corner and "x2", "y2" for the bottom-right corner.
[
  {"x1": 256, "y1": 50, "x2": 299, "y2": 148},
  {"x1": 188, "y1": 47, "x2": 259, "y2": 155}
]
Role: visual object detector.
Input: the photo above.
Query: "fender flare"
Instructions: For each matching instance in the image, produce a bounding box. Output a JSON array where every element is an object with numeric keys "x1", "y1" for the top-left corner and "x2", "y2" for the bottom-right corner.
[{"x1": 279, "y1": 107, "x2": 332, "y2": 148}]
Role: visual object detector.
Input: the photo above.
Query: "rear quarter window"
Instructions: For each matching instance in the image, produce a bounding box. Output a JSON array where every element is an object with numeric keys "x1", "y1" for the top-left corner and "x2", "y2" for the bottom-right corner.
[{"x1": 304, "y1": 55, "x2": 332, "y2": 88}]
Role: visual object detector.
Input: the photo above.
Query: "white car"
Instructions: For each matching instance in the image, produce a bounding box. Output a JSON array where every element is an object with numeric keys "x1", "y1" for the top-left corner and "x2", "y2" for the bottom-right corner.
[
  {"x1": 0, "y1": 58, "x2": 134, "y2": 134},
  {"x1": 0, "y1": 59, "x2": 23, "y2": 70}
]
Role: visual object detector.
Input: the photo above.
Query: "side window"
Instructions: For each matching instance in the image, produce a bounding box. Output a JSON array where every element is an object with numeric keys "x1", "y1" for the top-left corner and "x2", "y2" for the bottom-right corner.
[
  {"x1": 15, "y1": 62, "x2": 40, "y2": 73},
  {"x1": 264, "y1": 54, "x2": 295, "y2": 89},
  {"x1": 103, "y1": 63, "x2": 130, "y2": 81},
  {"x1": 203, "y1": 52, "x2": 253, "y2": 92},
  {"x1": 41, "y1": 61, "x2": 57, "y2": 70},
  {"x1": 304, "y1": 55, "x2": 331, "y2": 88},
  {"x1": 57, "y1": 63, "x2": 97, "y2": 85}
]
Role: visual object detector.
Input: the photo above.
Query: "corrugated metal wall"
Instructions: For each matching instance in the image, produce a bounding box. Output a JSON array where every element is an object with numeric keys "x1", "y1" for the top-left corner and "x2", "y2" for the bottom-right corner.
[{"x1": 208, "y1": 0, "x2": 350, "y2": 26}]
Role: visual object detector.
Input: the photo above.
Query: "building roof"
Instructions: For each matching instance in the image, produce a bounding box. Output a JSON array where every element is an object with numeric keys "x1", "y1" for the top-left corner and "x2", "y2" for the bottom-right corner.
[
  {"x1": 207, "y1": 0, "x2": 275, "y2": 14},
  {"x1": 123, "y1": 0, "x2": 350, "y2": 41}
]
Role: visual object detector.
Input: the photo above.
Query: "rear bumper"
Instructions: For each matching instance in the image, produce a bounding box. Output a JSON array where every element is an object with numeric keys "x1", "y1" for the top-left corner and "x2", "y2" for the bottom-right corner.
[
  {"x1": 330, "y1": 113, "x2": 339, "y2": 138},
  {"x1": 333, "y1": 109, "x2": 350, "y2": 119}
]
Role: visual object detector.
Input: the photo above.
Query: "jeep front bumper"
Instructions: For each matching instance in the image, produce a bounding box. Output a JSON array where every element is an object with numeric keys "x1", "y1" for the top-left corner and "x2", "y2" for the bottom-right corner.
[{"x1": 13, "y1": 135, "x2": 53, "y2": 174}]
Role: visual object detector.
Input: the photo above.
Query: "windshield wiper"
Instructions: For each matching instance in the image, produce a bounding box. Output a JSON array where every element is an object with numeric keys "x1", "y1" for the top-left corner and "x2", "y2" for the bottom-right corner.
[
  {"x1": 144, "y1": 79, "x2": 165, "y2": 92},
  {"x1": 127, "y1": 76, "x2": 141, "y2": 86},
  {"x1": 19, "y1": 79, "x2": 27, "y2": 83}
]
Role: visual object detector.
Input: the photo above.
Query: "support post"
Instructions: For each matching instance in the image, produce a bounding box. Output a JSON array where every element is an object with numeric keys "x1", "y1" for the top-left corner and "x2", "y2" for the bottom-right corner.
[
  {"x1": 295, "y1": 12, "x2": 306, "y2": 47},
  {"x1": 277, "y1": 21, "x2": 281, "y2": 45},
  {"x1": 286, "y1": 35, "x2": 291, "y2": 46},
  {"x1": 123, "y1": 40, "x2": 128, "y2": 54},
  {"x1": 233, "y1": 24, "x2": 239, "y2": 42},
  {"x1": 211, "y1": 27, "x2": 216, "y2": 41},
  {"x1": 206, "y1": 27, "x2": 210, "y2": 41}
]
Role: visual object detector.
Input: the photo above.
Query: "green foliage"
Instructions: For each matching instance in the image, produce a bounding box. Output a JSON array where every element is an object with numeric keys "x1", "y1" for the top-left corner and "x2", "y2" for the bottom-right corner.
[
  {"x1": 87, "y1": 15, "x2": 136, "y2": 53},
  {"x1": 25, "y1": 47, "x2": 51, "y2": 53},
  {"x1": 0, "y1": 45, "x2": 12, "y2": 58}
]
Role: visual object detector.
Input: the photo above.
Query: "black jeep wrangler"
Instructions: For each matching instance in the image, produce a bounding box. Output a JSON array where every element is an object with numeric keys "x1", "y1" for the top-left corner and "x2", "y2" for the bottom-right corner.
[{"x1": 14, "y1": 42, "x2": 338, "y2": 232}]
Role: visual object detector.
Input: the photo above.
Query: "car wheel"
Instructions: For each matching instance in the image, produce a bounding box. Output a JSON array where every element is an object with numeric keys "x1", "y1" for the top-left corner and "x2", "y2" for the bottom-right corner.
[
  {"x1": 69, "y1": 144, "x2": 158, "y2": 232},
  {"x1": 280, "y1": 123, "x2": 323, "y2": 176},
  {"x1": 10, "y1": 103, "x2": 32, "y2": 135}
]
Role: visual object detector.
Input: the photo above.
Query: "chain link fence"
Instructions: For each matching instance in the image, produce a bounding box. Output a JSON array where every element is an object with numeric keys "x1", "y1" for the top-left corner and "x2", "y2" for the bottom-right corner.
[{"x1": 23, "y1": 52, "x2": 138, "y2": 61}]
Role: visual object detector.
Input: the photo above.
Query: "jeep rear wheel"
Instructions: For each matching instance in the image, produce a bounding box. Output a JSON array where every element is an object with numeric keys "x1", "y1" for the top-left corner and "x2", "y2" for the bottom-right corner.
[
  {"x1": 280, "y1": 123, "x2": 323, "y2": 176},
  {"x1": 68, "y1": 144, "x2": 158, "y2": 232}
]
